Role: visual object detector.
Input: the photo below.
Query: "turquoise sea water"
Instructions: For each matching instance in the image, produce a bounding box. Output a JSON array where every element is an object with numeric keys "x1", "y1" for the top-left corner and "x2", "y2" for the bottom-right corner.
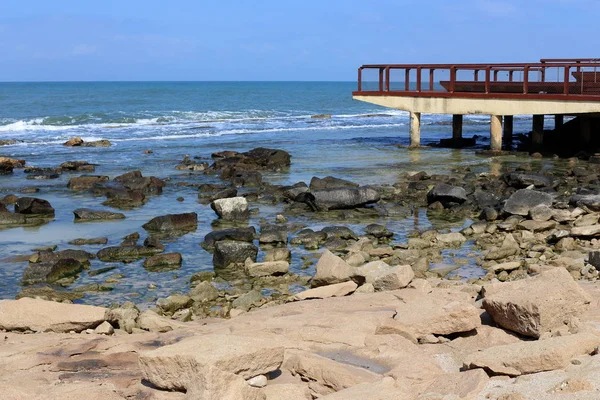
[{"x1": 0, "y1": 82, "x2": 536, "y2": 306}]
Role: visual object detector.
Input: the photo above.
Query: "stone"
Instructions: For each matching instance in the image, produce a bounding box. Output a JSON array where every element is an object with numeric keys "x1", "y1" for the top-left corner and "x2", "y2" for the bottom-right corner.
[
  {"x1": 427, "y1": 183, "x2": 467, "y2": 206},
  {"x1": 352, "y1": 260, "x2": 394, "y2": 284},
  {"x1": 503, "y1": 189, "x2": 552, "y2": 216},
  {"x1": 64, "y1": 137, "x2": 84, "y2": 146},
  {"x1": 570, "y1": 224, "x2": 600, "y2": 237},
  {"x1": 82, "y1": 139, "x2": 112, "y2": 147},
  {"x1": 14, "y1": 197, "x2": 55, "y2": 215},
  {"x1": 136, "y1": 310, "x2": 179, "y2": 332},
  {"x1": 464, "y1": 332, "x2": 600, "y2": 376},
  {"x1": 213, "y1": 240, "x2": 258, "y2": 268},
  {"x1": 94, "y1": 321, "x2": 114, "y2": 335},
  {"x1": 0, "y1": 298, "x2": 106, "y2": 333},
  {"x1": 246, "y1": 375, "x2": 268, "y2": 388},
  {"x1": 321, "y1": 226, "x2": 358, "y2": 240},
  {"x1": 73, "y1": 208, "x2": 125, "y2": 221},
  {"x1": 423, "y1": 369, "x2": 489, "y2": 400},
  {"x1": 570, "y1": 194, "x2": 600, "y2": 212},
  {"x1": 231, "y1": 290, "x2": 263, "y2": 311},
  {"x1": 529, "y1": 204, "x2": 554, "y2": 221},
  {"x1": 294, "y1": 281, "x2": 358, "y2": 300},
  {"x1": 489, "y1": 261, "x2": 522, "y2": 273},
  {"x1": 202, "y1": 227, "x2": 256, "y2": 250},
  {"x1": 190, "y1": 281, "x2": 219, "y2": 303},
  {"x1": 263, "y1": 247, "x2": 291, "y2": 262},
  {"x1": 517, "y1": 220, "x2": 556, "y2": 232},
  {"x1": 259, "y1": 224, "x2": 288, "y2": 244},
  {"x1": 372, "y1": 265, "x2": 414, "y2": 291},
  {"x1": 68, "y1": 237, "x2": 109, "y2": 245},
  {"x1": 245, "y1": 260, "x2": 289, "y2": 277},
  {"x1": 263, "y1": 383, "x2": 312, "y2": 400},
  {"x1": 143, "y1": 253, "x2": 182, "y2": 270},
  {"x1": 365, "y1": 224, "x2": 393, "y2": 238},
  {"x1": 309, "y1": 176, "x2": 359, "y2": 190},
  {"x1": 157, "y1": 295, "x2": 192, "y2": 314},
  {"x1": 21, "y1": 258, "x2": 85, "y2": 285},
  {"x1": 0, "y1": 211, "x2": 26, "y2": 225},
  {"x1": 503, "y1": 173, "x2": 553, "y2": 189},
  {"x1": 67, "y1": 175, "x2": 109, "y2": 190},
  {"x1": 482, "y1": 267, "x2": 592, "y2": 338},
  {"x1": 105, "y1": 305, "x2": 139, "y2": 334},
  {"x1": 308, "y1": 187, "x2": 380, "y2": 211},
  {"x1": 436, "y1": 232, "x2": 467, "y2": 244},
  {"x1": 311, "y1": 249, "x2": 354, "y2": 287},
  {"x1": 138, "y1": 334, "x2": 284, "y2": 391},
  {"x1": 211, "y1": 197, "x2": 249, "y2": 220},
  {"x1": 142, "y1": 212, "x2": 198, "y2": 232},
  {"x1": 97, "y1": 245, "x2": 163, "y2": 262}
]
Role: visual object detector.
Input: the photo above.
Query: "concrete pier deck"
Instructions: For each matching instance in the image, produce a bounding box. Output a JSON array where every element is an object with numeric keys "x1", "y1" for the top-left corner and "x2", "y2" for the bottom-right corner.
[{"x1": 352, "y1": 59, "x2": 600, "y2": 151}]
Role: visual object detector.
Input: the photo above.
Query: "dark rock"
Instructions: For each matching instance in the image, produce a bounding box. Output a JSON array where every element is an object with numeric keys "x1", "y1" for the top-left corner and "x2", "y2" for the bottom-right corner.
[
  {"x1": 290, "y1": 229, "x2": 327, "y2": 246},
  {"x1": 30, "y1": 249, "x2": 94, "y2": 264},
  {"x1": 259, "y1": 224, "x2": 288, "y2": 244},
  {"x1": 225, "y1": 170, "x2": 262, "y2": 187},
  {"x1": 97, "y1": 185, "x2": 146, "y2": 208},
  {"x1": 64, "y1": 137, "x2": 84, "y2": 146},
  {"x1": 97, "y1": 246, "x2": 164, "y2": 262},
  {"x1": 503, "y1": 189, "x2": 553, "y2": 216},
  {"x1": 26, "y1": 173, "x2": 60, "y2": 180},
  {"x1": 321, "y1": 226, "x2": 358, "y2": 240},
  {"x1": 202, "y1": 227, "x2": 256, "y2": 250},
  {"x1": 81, "y1": 139, "x2": 111, "y2": 147},
  {"x1": 481, "y1": 207, "x2": 498, "y2": 221},
  {"x1": 69, "y1": 237, "x2": 109, "y2": 246},
  {"x1": 502, "y1": 173, "x2": 553, "y2": 189},
  {"x1": 426, "y1": 184, "x2": 467, "y2": 207},
  {"x1": 142, "y1": 212, "x2": 198, "y2": 232},
  {"x1": 143, "y1": 253, "x2": 182, "y2": 271},
  {"x1": 16, "y1": 286, "x2": 84, "y2": 302},
  {"x1": 14, "y1": 197, "x2": 55, "y2": 215},
  {"x1": 474, "y1": 191, "x2": 501, "y2": 209},
  {"x1": 589, "y1": 251, "x2": 600, "y2": 271},
  {"x1": 309, "y1": 176, "x2": 359, "y2": 190},
  {"x1": 211, "y1": 147, "x2": 291, "y2": 172},
  {"x1": 22, "y1": 258, "x2": 85, "y2": 285},
  {"x1": 365, "y1": 224, "x2": 393, "y2": 238},
  {"x1": 68, "y1": 175, "x2": 109, "y2": 190},
  {"x1": 114, "y1": 171, "x2": 166, "y2": 195},
  {"x1": 1, "y1": 194, "x2": 18, "y2": 205},
  {"x1": 73, "y1": 208, "x2": 125, "y2": 221},
  {"x1": 0, "y1": 139, "x2": 17, "y2": 146},
  {"x1": 0, "y1": 211, "x2": 26, "y2": 225},
  {"x1": 143, "y1": 236, "x2": 165, "y2": 250},
  {"x1": 282, "y1": 182, "x2": 310, "y2": 201},
  {"x1": 198, "y1": 187, "x2": 238, "y2": 203},
  {"x1": 213, "y1": 240, "x2": 258, "y2": 268},
  {"x1": 570, "y1": 194, "x2": 600, "y2": 212},
  {"x1": 0, "y1": 162, "x2": 13, "y2": 175},
  {"x1": 88, "y1": 266, "x2": 117, "y2": 276},
  {"x1": 304, "y1": 187, "x2": 380, "y2": 211},
  {"x1": 59, "y1": 161, "x2": 96, "y2": 172}
]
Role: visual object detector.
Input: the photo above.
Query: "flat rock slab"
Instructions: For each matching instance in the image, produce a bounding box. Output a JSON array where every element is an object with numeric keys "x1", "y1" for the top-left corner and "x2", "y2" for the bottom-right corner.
[
  {"x1": 503, "y1": 189, "x2": 552, "y2": 216},
  {"x1": 0, "y1": 298, "x2": 106, "y2": 332},
  {"x1": 294, "y1": 281, "x2": 358, "y2": 300},
  {"x1": 464, "y1": 332, "x2": 600, "y2": 376},
  {"x1": 483, "y1": 267, "x2": 592, "y2": 338},
  {"x1": 139, "y1": 334, "x2": 284, "y2": 391}
]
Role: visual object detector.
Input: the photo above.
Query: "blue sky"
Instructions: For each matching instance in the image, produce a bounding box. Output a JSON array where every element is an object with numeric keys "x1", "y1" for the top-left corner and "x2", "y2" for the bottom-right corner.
[{"x1": 1, "y1": 0, "x2": 599, "y2": 81}]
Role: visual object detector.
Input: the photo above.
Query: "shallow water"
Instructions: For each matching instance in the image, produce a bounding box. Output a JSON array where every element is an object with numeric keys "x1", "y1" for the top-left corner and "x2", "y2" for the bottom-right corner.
[{"x1": 0, "y1": 82, "x2": 554, "y2": 306}]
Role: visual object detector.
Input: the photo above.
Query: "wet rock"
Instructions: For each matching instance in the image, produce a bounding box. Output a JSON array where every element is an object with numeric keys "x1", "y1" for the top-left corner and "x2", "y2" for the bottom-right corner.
[
  {"x1": 245, "y1": 260, "x2": 289, "y2": 277},
  {"x1": 30, "y1": 249, "x2": 94, "y2": 264},
  {"x1": 294, "y1": 281, "x2": 358, "y2": 300},
  {"x1": 464, "y1": 332, "x2": 600, "y2": 376},
  {"x1": 483, "y1": 267, "x2": 591, "y2": 338},
  {"x1": 198, "y1": 187, "x2": 238, "y2": 203},
  {"x1": 321, "y1": 226, "x2": 358, "y2": 240},
  {"x1": 474, "y1": 191, "x2": 501, "y2": 209},
  {"x1": 228, "y1": 170, "x2": 262, "y2": 187},
  {"x1": 14, "y1": 197, "x2": 55, "y2": 215},
  {"x1": 114, "y1": 170, "x2": 165, "y2": 195},
  {"x1": 68, "y1": 237, "x2": 109, "y2": 245},
  {"x1": 59, "y1": 160, "x2": 96, "y2": 172},
  {"x1": 365, "y1": 224, "x2": 393, "y2": 239},
  {"x1": 143, "y1": 253, "x2": 182, "y2": 270},
  {"x1": 503, "y1": 189, "x2": 553, "y2": 216},
  {"x1": 22, "y1": 258, "x2": 86, "y2": 285},
  {"x1": 211, "y1": 197, "x2": 249, "y2": 220},
  {"x1": 311, "y1": 249, "x2": 354, "y2": 287},
  {"x1": 213, "y1": 240, "x2": 258, "y2": 268},
  {"x1": 99, "y1": 186, "x2": 146, "y2": 208},
  {"x1": 73, "y1": 208, "x2": 125, "y2": 221},
  {"x1": 0, "y1": 139, "x2": 17, "y2": 146},
  {"x1": 263, "y1": 247, "x2": 291, "y2": 262},
  {"x1": 202, "y1": 227, "x2": 256, "y2": 250},
  {"x1": 67, "y1": 175, "x2": 109, "y2": 190},
  {"x1": 97, "y1": 245, "x2": 164, "y2": 262},
  {"x1": 307, "y1": 187, "x2": 380, "y2": 211},
  {"x1": 0, "y1": 161, "x2": 13, "y2": 175},
  {"x1": 427, "y1": 183, "x2": 467, "y2": 207},
  {"x1": 503, "y1": 173, "x2": 553, "y2": 189},
  {"x1": 15, "y1": 286, "x2": 84, "y2": 302},
  {"x1": 259, "y1": 224, "x2": 287, "y2": 244},
  {"x1": 157, "y1": 295, "x2": 192, "y2": 315},
  {"x1": 0, "y1": 211, "x2": 27, "y2": 225},
  {"x1": 190, "y1": 281, "x2": 219, "y2": 303},
  {"x1": 309, "y1": 176, "x2": 359, "y2": 190},
  {"x1": 64, "y1": 137, "x2": 84, "y2": 146},
  {"x1": 0, "y1": 298, "x2": 106, "y2": 333},
  {"x1": 142, "y1": 212, "x2": 198, "y2": 232},
  {"x1": 210, "y1": 147, "x2": 291, "y2": 172},
  {"x1": 82, "y1": 139, "x2": 112, "y2": 147}
]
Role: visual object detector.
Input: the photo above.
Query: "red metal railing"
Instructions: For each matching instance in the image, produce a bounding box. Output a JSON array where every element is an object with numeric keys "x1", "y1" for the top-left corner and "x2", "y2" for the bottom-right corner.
[{"x1": 354, "y1": 59, "x2": 600, "y2": 101}]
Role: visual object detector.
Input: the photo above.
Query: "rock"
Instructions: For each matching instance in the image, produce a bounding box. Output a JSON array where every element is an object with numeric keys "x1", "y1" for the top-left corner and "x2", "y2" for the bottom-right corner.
[
  {"x1": 489, "y1": 261, "x2": 522, "y2": 273},
  {"x1": 352, "y1": 260, "x2": 393, "y2": 284},
  {"x1": 59, "y1": 160, "x2": 96, "y2": 171},
  {"x1": 307, "y1": 187, "x2": 380, "y2": 211},
  {"x1": 190, "y1": 281, "x2": 219, "y2": 303},
  {"x1": 67, "y1": 175, "x2": 109, "y2": 190},
  {"x1": 202, "y1": 227, "x2": 256, "y2": 250},
  {"x1": 503, "y1": 173, "x2": 553, "y2": 189},
  {"x1": 211, "y1": 197, "x2": 249, "y2": 220},
  {"x1": 0, "y1": 211, "x2": 26, "y2": 225},
  {"x1": 142, "y1": 212, "x2": 198, "y2": 232},
  {"x1": 113, "y1": 170, "x2": 166, "y2": 194},
  {"x1": 213, "y1": 241, "x2": 258, "y2": 268},
  {"x1": 263, "y1": 247, "x2": 291, "y2": 262},
  {"x1": 246, "y1": 375, "x2": 268, "y2": 388},
  {"x1": 365, "y1": 224, "x2": 393, "y2": 238},
  {"x1": 503, "y1": 189, "x2": 552, "y2": 216},
  {"x1": 423, "y1": 369, "x2": 489, "y2": 400},
  {"x1": 372, "y1": 265, "x2": 414, "y2": 291},
  {"x1": 97, "y1": 245, "x2": 163, "y2": 262},
  {"x1": 427, "y1": 183, "x2": 467, "y2": 207},
  {"x1": 0, "y1": 139, "x2": 17, "y2": 146},
  {"x1": 139, "y1": 334, "x2": 284, "y2": 395},
  {"x1": 311, "y1": 114, "x2": 332, "y2": 119},
  {"x1": 15, "y1": 286, "x2": 84, "y2": 302},
  {"x1": 321, "y1": 226, "x2": 358, "y2": 240},
  {"x1": 73, "y1": 208, "x2": 125, "y2": 221},
  {"x1": 99, "y1": 186, "x2": 146, "y2": 208},
  {"x1": 136, "y1": 310, "x2": 178, "y2": 332},
  {"x1": 21, "y1": 258, "x2": 85, "y2": 285},
  {"x1": 94, "y1": 321, "x2": 114, "y2": 335},
  {"x1": 570, "y1": 224, "x2": 600, "y2": 237},
  {"x1": 436, "y1": 232, "x2": 467, "y2": 244},
  {"x1": 294, "y1": 281, "x2": 358, "y2": 300},
  {"x1": 64, "y1": 137, "x2": 84, "y2": 146},
  {"x1": 311, "y1": 250, "x2": 354, "y2": 287},
  {"x1": 211, "y1": 147, "x2": 291, "y2": 172},
  {"x1": 483, "y1": 268, "x2": 591, "y2": 338},
  {"x1": 464, "y1": 332, "x2": 600, "y2": 376},
  {"x1": 309, "y1": 176, "x2": 359, "y2": 190},
  {"x1": 245, "y1": 260, "x2": 289, "y2": 277},
  {"x1": 263, "y1": 383, "x2": 312, "y2": 399},
  {"x1": 14, "y1": 197, "x2": 55, "y2": 215},
  {"x1": 82, "y1": 139, "x2": 112, "y2": 147},
  {"x1": 105, "y1": 304, "x2": 139, "y2": 333},
  {"x1": 259, "y1": 224, "x2": 288, "y2": 244},
  {"x1": 570, "y1": 194, "x2": 600, "y2": 211},
  {"x1": 481, "y1": 207, "x2": 498, "y2": 221},
  {"x1": 231, "y1": 290, "x2": 263, "y2": 311},
  {"x1": 157, "y1": 295, "x2": 192, "y2": 314},
  {"x1": 517, "y1": 220, "x2": 556, "y2": 232},
  {"x1": 143, "y1": 253, "x2": 182, "y2": 270},
  {"x1": 0, "y1": 298, "x2": 106, "y2": 333},
  {"x1": 529, "y1": 204, "x2": 554, "y2": 221},
  {"x1": 68, "y1": 237, "x2": 109, "y2": 245}
]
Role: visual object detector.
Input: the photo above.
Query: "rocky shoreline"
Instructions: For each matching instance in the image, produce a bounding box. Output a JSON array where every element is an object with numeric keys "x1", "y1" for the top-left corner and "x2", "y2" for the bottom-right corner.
[{"x1": 3, "y1": 145, "x2": 600, "y2": 398}]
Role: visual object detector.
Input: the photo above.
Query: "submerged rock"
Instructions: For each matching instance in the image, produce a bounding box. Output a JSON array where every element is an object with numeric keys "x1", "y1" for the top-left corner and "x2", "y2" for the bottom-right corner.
[
  {"x1": 14, "y1": 197, "x2": 55, "y2": 215},
  {"x1": 143, "y1": 253, "x2": 182, "y2": 271},
  {"x1": 426, "y1": 183, "x2": 467, "y2": 207},
  {"x1": 67, "y1": 175, "x2": 109, "y2": 190},
  {"x1": 97, "y1": 245, "x2": 164, "y2": 262},
  {"x1": 213, "y1": 240, "x2": 258, "y2": 268},
  {"x1": 306, "y1": 187, "x2": 381, "y2": 211},
  {"x1": 202, "y1": 227, "x2": 256, "y2": 250},
  {"x1": 73, "y1": 208, "x2": 125, "y2": 221},
  {"x1": 142, "y1": 212, "x2": 198, "y2": 232}
]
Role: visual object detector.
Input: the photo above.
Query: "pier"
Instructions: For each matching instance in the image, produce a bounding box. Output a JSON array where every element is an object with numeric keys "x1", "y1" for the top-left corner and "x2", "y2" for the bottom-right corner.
[{"x1": 352, "y1": 59, "x2": 600, "y2": 152}]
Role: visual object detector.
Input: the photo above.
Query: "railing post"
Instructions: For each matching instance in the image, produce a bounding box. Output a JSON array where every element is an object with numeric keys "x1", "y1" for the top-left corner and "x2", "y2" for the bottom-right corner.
[
  {"x1": 357, "y1": 67, "x2": 362, "y2": 92},
  {"x1": 405, "y1": 69, "x2": 410, "y2": 91},
  {"x1": 563, "y1": 66, "x2": 570, "y2": 95},
  {"x1": 416, "y1": 67, "x2": 422, "y2": 92},
  {"x1": 429, "y1": 69, "x2": 434, "y2": 91},
  {"x1": 379, "y1": 68, "x2": 384, "y2": 92},
  {"x1": 385, "y1": 67, "x2": 390, "y2": 92},
  {"x1": 450, "y1": 67, "x2": 456, "y2": 93},
  {"x1": 523, "y1": 66, "x2": 529, "y2": 94},
  {"x1": 509, "y1": 71, "x2": 514, "y2": 82},
  {"x1": 474, "y1": 69, "x2": 479, "y2": 82},
  {"x1": 485, "y1": 67, "x2": 491, "y2": 93}
]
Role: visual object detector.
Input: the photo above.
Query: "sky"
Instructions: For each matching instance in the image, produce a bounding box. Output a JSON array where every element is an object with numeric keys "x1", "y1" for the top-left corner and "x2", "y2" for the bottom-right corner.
[{"x1": 0, "y1": 0, "x2": 599, "y2": 81}]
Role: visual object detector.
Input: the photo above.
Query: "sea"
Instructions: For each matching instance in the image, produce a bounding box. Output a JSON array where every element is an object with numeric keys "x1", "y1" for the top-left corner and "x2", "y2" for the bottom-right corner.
[{"x1": 0, "y1": 81, "x2": 540, "y2": 306}]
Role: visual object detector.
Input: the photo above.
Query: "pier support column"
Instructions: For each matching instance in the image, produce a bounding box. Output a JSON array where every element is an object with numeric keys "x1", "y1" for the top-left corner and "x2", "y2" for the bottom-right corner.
[
  {"x1": 452, "y1": 114, "x2": 463, "y2": 140},
  {"x1": 410, "y1": 112, "x2": 421, "y2": 147},
  {"x1": 555, "y1": 114, "x2": 564, "y2": 129},
  {"x1": 532, "y1": 115, "x2": 544, "y2": 151},
  {"x1": 490, "y1": 115, "x2": 503, "y2": 151},
  {"x1": 581, "y1": 115, "x2": 591, "y2": 145},
  {"x1": 503, "y1": 115, "x2": 513, "y2": 145}
]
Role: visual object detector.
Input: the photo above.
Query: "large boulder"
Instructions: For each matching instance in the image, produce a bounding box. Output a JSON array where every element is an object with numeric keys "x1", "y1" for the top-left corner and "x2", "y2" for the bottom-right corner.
[
  {"x1": 259, "y1": 224, "x2": 288, "y2": 244},
  {"x1": 202, "y1": 227, "x2": 256, "y2": 250},
  {"x1": 213, "y1": 240, "x2": 258, "y2": 268},
  {"x1": 73, "y1": 208, "x2": 125, "y2": 221},
  {"x1": 21, "y1": 258, "x2": 85, "y2": 285},
  {"x1": 426, "y1": 184, "x2": 467, "y2": 207},
  {"x1": 306, "y1": 187, "x2": 380, "y2": 211},
  {"x1": 464, "y1": 332, "x2": 600, "y2": 376},
  {"x1": 14, "y1": 197, "x2": 55, "y2": 215},
  {"x1": 570, "y1": 193, "x2": 600, "y2": 211},
  {"x1": 309, "y1": 176, "x2": 359, "y2": 190},
  {"x1": 503, "y1": 189, "x2": 552, "y2": 216},
  {"x1": 142, "y1": 212, "x2": 198, "y2": 232},
  {"x1": 311, "y1": 249, "x2": 354, "y2": 288},
  {"x1": 114, "y1": 170, "x2": 165, "y2": 194},
  {"x1": 211, "y1": 197, "x2": 249, "y2": 220},
  {"x1": 0, "y1": 298, "x2": 106, "y2": 333},
  {"x1": 67, "y1": 175, "x2": 108, "y2": 190},
  {"x1": 372, "y1": 265, "x2": 414, "y2": 291},
  {"x1": 211, "y1": 147, "x2": 291, "y2": 172},
  {"x1": 143, "y1": 253, "x2": 182, "y2": 270},
  {"x1": 482, "y1": 267, "x2": 591, "y2": 338}
]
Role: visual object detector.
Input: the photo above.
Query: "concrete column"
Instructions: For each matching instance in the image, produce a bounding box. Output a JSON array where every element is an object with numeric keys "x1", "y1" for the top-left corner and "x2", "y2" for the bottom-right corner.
[
  {"x1": 532, "y1": 115, "x2": 544, "y2": 151},
  {"x1": 452, "y1": 114, "x2": 463, "y2": 140},
  {"x1": 503, "y1": 115, "x2": 513, "y2": 144},
  {"x1": 555, "y1": 114, "x2": 564, "y2": 129},
  {"x1": 490, "y1": 115, "x2": 503, "y2": 151},
  {"x1": 581, "y1": 115, "x2": 591, "y2": 145},
  {"x1": 410, "y1": 112, "x2": 421, "y2": 147}
]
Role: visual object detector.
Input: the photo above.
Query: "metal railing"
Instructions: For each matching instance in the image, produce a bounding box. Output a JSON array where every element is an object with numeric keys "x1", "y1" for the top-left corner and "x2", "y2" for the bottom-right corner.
[{"x1": 354, "y1": 59, "x2": 600, "y2": 101}]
